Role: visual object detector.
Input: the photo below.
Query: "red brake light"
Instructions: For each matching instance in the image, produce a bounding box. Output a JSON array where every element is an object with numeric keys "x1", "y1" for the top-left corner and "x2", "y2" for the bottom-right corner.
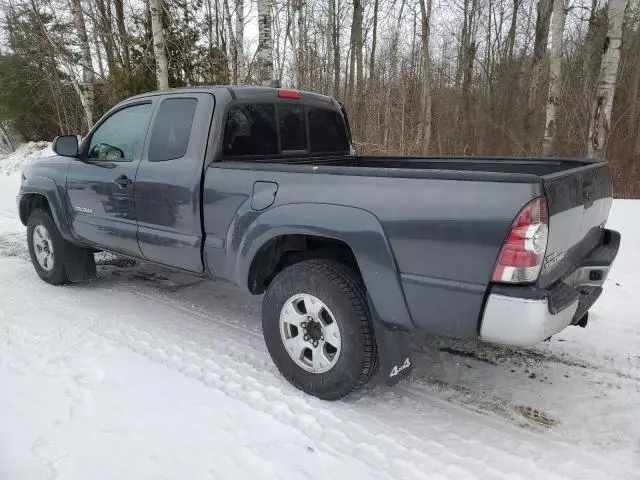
[
  {"x1": 278, "y1": 89, "x2": 301, "y2": 99},
  {"x1": 492, "y1": 197, "x2": 549, "y2": 283}
]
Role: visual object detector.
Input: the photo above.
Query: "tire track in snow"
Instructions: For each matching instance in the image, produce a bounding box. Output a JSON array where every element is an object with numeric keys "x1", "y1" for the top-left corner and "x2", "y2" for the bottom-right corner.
[
  {"x1": 1, "y1": 249, "x2": 636, "y2": 478},
  {"x1": 77, "y1": 284, "x2": 632, "y2": 480}
]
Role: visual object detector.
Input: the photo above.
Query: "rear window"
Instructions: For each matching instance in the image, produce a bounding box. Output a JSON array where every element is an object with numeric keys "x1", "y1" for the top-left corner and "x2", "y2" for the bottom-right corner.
[
  {"x1": 148, "y1": 98, "x2": 198, "y2": 161},
  {"x1": 223, "y1": 104, "x2": 278, "y2": 156},
  {"x1": 308, "y1": 107, "x2": 349, "y2": 153},
  {"x1": 279, "y1": 106, "x2": 306, "y2": 151}
]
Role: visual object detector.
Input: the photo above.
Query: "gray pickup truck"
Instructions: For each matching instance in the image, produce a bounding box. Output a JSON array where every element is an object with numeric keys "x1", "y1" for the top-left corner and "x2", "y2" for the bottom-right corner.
[{"x1": 18, "y1": 86, "x2": 620, "y2": 399}]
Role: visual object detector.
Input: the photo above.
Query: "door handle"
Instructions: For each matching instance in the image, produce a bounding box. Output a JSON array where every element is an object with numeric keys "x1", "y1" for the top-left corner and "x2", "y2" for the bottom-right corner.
[{"x1": 114, "y1": 175, "x2": 132, "y2": 188}]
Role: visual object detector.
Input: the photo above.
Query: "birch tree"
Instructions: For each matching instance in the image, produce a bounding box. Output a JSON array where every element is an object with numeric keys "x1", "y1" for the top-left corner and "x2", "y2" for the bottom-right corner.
[
  {"x1": 542, "y1": 0, "x2": 568, "y2": 155},
  {"x1": 70, "y1": 0, "x2": 95, "y2": 129},
  {"x1": 235, "y1": 0, "x2": 246, "y2": 83},
  {"x1": 256, "y1": 0, "x2": 274, "y2": 83},
  {"x1": 588, "y1": 0, "x2": 630, "y2": 158},
  {"x1": 150, "y1": 0, "x2": 170, "y2": 90}
]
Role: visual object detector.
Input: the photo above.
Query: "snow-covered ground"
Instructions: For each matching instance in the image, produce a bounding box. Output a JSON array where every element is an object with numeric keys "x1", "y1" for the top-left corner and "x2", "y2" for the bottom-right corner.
[{"x1": 0, "y1": 148, "x2": 638, "y2": 479}]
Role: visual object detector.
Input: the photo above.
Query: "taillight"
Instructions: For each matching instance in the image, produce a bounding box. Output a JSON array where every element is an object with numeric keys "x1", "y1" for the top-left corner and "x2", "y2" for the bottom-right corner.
[{"x1": 492, "y1": 197, "x2": 549, "y2": 283}]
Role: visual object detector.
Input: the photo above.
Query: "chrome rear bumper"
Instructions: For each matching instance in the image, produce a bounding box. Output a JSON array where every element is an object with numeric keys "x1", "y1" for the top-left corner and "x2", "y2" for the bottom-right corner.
[
  {"x1": 479, "y1": 294, "x2": 578, "y2": 346},
  {"x1": 479, "y1": 228, "x2": 619, "y2": 347}
]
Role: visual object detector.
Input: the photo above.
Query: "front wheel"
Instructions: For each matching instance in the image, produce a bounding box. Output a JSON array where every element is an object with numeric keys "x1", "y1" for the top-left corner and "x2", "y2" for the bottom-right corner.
[
  {"x1": 27, "y1": 208, "x2": 96, "y2": 285},
  {"x1": 27, "y1": 209, "x2": 69, "y2": 285},
  {"x1": 262, "y1": 259, "x2": 378, "y2": 400}
]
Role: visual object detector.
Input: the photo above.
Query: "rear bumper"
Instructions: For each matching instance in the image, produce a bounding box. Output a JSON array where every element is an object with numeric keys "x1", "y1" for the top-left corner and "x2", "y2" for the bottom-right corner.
[{"x1": 479, "y1": 229, "x2": 620, "y2": 346}]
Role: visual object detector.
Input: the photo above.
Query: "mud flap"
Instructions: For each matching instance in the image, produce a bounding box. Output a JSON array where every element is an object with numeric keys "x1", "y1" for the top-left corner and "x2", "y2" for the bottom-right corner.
[
  {"x1": 368, "y1": 298, "x2": 413, "y2": 386},
  {"x1": 64, "y1": 248, "x2": 97, "y2": 282}
]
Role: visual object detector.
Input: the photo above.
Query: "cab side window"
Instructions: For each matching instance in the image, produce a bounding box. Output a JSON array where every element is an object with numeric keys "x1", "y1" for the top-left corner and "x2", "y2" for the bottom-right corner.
[
  {"x1": 88, "y1": 103, "x2": 152, "y2": 161},
  {"x1": 148, "y1": 98, "x2": 198, "y2": 162}
]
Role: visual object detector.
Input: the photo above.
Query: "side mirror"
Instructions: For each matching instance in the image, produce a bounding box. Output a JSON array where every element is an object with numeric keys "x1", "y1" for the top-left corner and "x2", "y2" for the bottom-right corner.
[{"x1": 52, "y1": 135, "x2": 78, "y2": 157}]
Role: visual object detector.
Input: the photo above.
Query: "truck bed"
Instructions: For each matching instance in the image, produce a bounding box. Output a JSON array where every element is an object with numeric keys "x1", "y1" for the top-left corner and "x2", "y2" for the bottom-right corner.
[{"x1": 207, "y1": 153, "x2": 612, "y2": 336}]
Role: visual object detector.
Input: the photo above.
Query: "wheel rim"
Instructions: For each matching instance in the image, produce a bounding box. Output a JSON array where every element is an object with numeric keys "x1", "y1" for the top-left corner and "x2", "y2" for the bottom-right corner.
[
  {"x1": 32, "y1": 224, "x2": 55, "y2": 272},
  {"x1": 279, "y1": 294, "x2": 342, "y2": 374}
]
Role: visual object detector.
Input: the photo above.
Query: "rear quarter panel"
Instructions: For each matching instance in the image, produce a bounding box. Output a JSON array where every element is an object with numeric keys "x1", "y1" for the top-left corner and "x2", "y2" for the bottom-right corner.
[{"x1": 203, "y1": 164, "x2": 542, "y2": 337}]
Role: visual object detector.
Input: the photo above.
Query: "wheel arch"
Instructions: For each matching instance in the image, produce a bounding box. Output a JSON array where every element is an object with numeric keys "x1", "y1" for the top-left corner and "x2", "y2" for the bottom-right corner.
[
  {"x1": 237, "y1": 203, "x2": 414, "y2": 330},
  {"x1": 19, "y1": 176, "x2": 75, "y2": 243}
]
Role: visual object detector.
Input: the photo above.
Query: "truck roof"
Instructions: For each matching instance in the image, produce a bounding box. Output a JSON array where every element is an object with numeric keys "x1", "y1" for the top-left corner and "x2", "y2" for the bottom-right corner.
[{"x1": 126, "y1": 85, "x2": 337, "y2": 106}]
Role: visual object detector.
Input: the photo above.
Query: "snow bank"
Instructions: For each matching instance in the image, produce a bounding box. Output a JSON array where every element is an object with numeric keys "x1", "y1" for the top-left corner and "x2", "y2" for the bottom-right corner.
[{"x1": 0, "y1": 141, "x2": 53, "y2": 176}]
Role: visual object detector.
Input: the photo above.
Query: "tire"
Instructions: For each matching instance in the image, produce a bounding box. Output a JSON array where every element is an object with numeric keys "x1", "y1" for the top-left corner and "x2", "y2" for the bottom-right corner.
[
  {"x1": 262, "y1": 259, "x2": 378, "y2": 400},
  {"x1": 27, "y1": 209, "x2": 87, "y2": 285}
]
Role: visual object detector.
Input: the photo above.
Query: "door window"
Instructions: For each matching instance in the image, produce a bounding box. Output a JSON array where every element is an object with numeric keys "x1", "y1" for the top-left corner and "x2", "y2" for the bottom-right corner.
[
  {"x1": 148, "y1": 98, "x2": 198, "y2": 161},
  {"x1": 88, "y1": 103, "x2": 152, "y2": 161}
]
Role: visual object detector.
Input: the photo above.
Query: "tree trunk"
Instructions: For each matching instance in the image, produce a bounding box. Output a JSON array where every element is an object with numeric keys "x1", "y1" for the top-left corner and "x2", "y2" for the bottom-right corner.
[
  {"x1": 223, "y1": 0, "x2": 238, "y2": 83},
  {"x1": 348, "y1": 0, "x2": 362, "y2": 98},
  {"x1": 114, "y1": 0, "x2": 130, "y2": 71},
  {"x1": 257, "y1": 0, "x2": 274, "y2": 83},
  {"x1": 94, "y1": 0, "x2": 117, "y2": 75},
  {"x1": 236, "y1": 0, "x2": 246, "y2": 83},
  {"x1": 150, "y1": 0, "x2": 170, "y2": 90},
  {"x1": 383, "y1": 0, "x2": 406, "y2": 148},
  {"x1": 354, "y1": 0, "x2": 363, "y2": 94},
  {"x1": 87, "y1": 1, "x2": 105, "y2": 79},
  {"x1": 0, "y1": 122, "x2": 15, "y2": 152},
  {"x1": 369, "y1": 0, "x2": 379, "y2": 82},
  {"x1": 522, "y1": 0, "x2": 553, "y2": 154},
  {"x1": 588, "y1": 0, "x2": 629, "y2": 158},
  {"x1": 296, "y1": 0, "x2": 305, "y2": 87},
  {"x1": 70, "y1": 0, "x2": 95, "y2": 129},
  {"x1": 542, "y1": 0, "x2": 567, "y2": 155},
  {"x1": 460, "y1": 0, "x2": 478, "y2": 153},
  {"x1": 419, "y1": 0, "x2": 432, "y2": 154},
  {"x1": 462, "y1": 41, "x2": 477, "y2": 154},
  {"x1": 506, "y1": 0, "x2": 520, "y2": 62},
  {"x1": 330, "y1": 0, "x2": 340, "y2": 97}
]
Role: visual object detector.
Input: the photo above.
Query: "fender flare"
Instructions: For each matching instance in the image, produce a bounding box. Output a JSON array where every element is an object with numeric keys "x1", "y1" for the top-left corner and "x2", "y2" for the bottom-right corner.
[
  {"x1": 18, "y1": 176, "x2": 75, "y2": 243},
  {"x1": 235, "y1": 203, "x2": 415, "y2": 330}
]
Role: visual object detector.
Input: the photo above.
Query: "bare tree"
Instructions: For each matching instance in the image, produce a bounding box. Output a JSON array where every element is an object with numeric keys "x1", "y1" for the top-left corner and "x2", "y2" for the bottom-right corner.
[
  {"x1": 328, "y1": 0, "x2": 340, "y2": 97},
  {"x1": 418, "y1": 0, "x2": 432, "y2": 154},
  {"x1": 150, "y1": 0, "x2": 170, "y2": 90},
  {"x1": 368, "y1": 0, "x2": 379, "y2": 82},
  {"x1": 523, "y1": 0, "x2": 553, "y2": 154},
  {"x1": 223, "y1": 0, "x2": 238, "y2": 82},
  {"x1": 542, "y1": 0, "x2": 568, "y2": 155},
  {"x1": 348, "y1": 0, "x2": 363, "y2": 98},
  {"x1": 114, "y1": 0, "x2": 131, "y2": 72},
  {"x1": 505, "y1": 0, "x2": 521, "y2": 63}
]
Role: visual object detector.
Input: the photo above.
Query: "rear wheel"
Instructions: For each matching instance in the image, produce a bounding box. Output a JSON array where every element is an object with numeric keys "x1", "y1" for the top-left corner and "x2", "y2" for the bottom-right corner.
[{"x1": 262, "y1": 259, "x2": 377, "y2": 400}]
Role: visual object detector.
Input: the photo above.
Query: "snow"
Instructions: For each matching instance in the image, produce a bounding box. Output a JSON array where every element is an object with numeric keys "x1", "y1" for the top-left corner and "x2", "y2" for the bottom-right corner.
[
  {"x1": 0, "y1": 141, "x2": 54, "y2": 176},
  {"x1": 0, "y1": 156, "x2": 638, "y2": 479}
]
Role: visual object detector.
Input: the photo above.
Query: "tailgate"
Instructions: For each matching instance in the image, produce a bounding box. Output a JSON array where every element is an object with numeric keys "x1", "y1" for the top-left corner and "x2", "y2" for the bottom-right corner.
[{"x1": 538, "y1": 162, "x2": 613, "y2": 288}]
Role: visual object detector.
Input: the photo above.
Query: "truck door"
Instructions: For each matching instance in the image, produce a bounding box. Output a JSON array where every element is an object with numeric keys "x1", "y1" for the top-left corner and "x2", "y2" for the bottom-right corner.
[
  {"x1": 133, "y1": 93, "x2": 215, "y2": 272},
  {"x1": 66, "y1": 101, "x2": 154, "y2": 256}
]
